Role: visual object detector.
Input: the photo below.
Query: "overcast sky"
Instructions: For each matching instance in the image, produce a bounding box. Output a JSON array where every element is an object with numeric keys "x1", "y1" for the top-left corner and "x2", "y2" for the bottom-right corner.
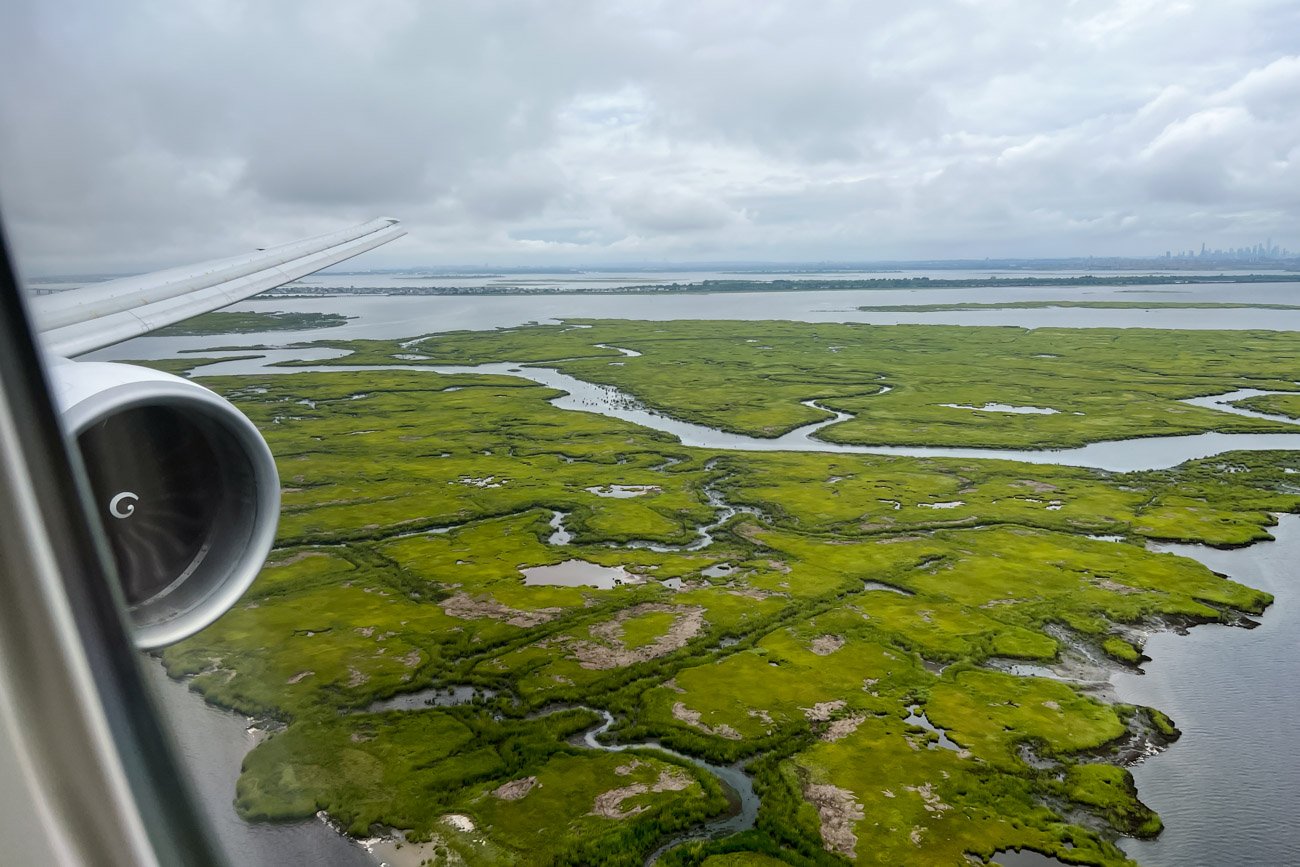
[{"x1": 1, "y1": 0, "x2": 1298, "y2": 274}]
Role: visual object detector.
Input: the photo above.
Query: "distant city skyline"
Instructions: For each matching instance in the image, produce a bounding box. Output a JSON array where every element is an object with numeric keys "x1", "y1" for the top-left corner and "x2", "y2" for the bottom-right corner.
[{"x1": 1163, "y1": 240, "x2": 1294, "y2": 260}]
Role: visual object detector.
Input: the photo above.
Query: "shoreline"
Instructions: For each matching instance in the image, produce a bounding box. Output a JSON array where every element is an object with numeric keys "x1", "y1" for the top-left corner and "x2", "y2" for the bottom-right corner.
[
  {"x1": 143, "y1": 662, "x2": 380, "y2": 867},
  {"x1": 1110, "y1": 513, "x2": 1300, "y2": 865}
]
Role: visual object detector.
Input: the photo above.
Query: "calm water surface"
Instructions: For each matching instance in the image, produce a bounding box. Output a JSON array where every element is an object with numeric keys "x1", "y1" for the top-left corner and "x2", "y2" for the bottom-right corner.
[
  {"x1": 142, "y1": 661, "x2": 374, "y2": 867},
  {"x1": 1114, "y1": 514, "x2": 1300, "y2": 867},
  {"x1": 521, "y1": 559, "x2": 636, "y2": 588},
  {"x1": 81, "y1": 280, "x2": 1300, "y2": 362}
]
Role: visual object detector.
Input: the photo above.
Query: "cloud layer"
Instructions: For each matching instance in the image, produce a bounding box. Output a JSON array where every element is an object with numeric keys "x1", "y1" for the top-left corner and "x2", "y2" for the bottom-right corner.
[{"x1": 1, "y1": 0, "x2": 1297, "y2": 273}]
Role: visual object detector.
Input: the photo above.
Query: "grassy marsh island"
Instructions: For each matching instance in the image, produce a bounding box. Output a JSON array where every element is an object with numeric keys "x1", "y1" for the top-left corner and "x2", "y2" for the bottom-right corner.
[
  {"x1": 1232, "y1": 393, "x2": 1300, "y2": 419},
  {"x1": 156, "y1": 320, "x2": 1300, "y2": 865},
  {"x1": 153, "y1": 310, "x2": 350, "y2": 335}
]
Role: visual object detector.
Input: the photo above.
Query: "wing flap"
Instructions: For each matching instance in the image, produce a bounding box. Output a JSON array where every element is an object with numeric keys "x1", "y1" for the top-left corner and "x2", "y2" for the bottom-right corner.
[{"x1": 35, "y1": 218, "x2": 404, "y2": 357}]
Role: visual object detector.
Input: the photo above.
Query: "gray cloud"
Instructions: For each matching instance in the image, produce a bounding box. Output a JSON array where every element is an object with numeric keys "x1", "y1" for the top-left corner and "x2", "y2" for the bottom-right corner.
[{"x1": 1, "y1": 0, "x2": 1297, "y2": 273}]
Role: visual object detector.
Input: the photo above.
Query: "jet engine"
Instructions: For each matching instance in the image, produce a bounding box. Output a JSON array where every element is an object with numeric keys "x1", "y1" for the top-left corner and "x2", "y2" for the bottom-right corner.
[{"x1": 48, "y1": 361, "x2": 279, "y2": 649}]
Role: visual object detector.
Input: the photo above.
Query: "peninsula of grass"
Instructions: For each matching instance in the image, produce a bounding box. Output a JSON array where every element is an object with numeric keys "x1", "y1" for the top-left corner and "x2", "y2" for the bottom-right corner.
[
  {"x1": 119, "y1": 355, "x2": 265, "y2": 377},
  {"x1": 153, "y1": 309, "x2": 349, "y2": 335},
  {"x1": 150, "y1": 324, "x2": 1300, "y2": 866},
  {"x1": 1233, "y1": 393, "x2": 1300, "y2": 420},
  {"x1": 857, "y1": 300, "x2": 1300, "y2": 312}
]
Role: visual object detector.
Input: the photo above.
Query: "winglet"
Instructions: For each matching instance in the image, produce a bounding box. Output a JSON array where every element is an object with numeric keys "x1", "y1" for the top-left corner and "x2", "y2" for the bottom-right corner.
[{"x1": 34, "y1": 218, "x2": 405, "y2": 357}]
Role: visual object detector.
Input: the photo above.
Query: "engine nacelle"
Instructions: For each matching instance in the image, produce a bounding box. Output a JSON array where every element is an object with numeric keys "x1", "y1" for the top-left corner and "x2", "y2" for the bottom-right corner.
[{"x1": 49, "y1": 361, "x2": 279, "y2": 649}]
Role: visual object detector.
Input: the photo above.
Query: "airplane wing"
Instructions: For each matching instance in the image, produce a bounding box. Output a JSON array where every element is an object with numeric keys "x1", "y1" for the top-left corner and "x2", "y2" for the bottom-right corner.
[{"x1": 31, "y1": 217, "x2": 405, "y2": 357}]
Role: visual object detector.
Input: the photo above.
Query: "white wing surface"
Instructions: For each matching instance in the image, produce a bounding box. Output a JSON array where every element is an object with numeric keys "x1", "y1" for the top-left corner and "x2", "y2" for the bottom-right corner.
[{"x1": 32, "y1": 217, "x2": 405, "y2": 357}]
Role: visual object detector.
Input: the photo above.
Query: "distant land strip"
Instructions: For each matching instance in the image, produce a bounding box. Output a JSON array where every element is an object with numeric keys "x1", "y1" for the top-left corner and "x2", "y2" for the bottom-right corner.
[
  {"x1": 267, "y1": 273, "x2": 1300, "y2": 297},
  {"x1": 857, "y1": 300, "x2": 1300, "y2": 312},
  {"x1": 153, "y1": 310, "x2": 351, "y2": 335}
]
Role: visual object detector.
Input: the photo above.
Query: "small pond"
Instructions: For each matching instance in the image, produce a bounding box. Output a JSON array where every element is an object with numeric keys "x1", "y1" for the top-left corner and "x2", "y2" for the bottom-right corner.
[
  {"x1": 904, "y1": 705, "x2": 962, "y2": 752},
  {"x1": 863, "y1": 580, "x2": 913, "y2": 595},
  {"x1": 941, "y1": 402, "x2": 1060, "y2": 415},
  {"x1": 522, "y1": 560, "x2": 637, "y2": 589},
  {"x1": 587, "y1": 484, "x2": 660, "y2": 498}
]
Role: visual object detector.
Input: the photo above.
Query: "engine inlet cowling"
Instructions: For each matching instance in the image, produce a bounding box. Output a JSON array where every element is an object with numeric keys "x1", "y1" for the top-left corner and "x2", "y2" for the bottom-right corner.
[{"x1": 49, "y1": 361, "x2": 279, "y2": 648}]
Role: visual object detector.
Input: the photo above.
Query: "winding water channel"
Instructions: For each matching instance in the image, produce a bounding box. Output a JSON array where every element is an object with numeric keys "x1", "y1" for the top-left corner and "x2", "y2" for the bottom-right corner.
[
  {"x1": 178, "y1": 349, "x2": 1300, "y2": 473},
  {"x1": 108, "y1": 293, "x2": 1300, "y2": 866},
  {"x1": 575, "y1": 709, "x2": 760, "y2": 864}
]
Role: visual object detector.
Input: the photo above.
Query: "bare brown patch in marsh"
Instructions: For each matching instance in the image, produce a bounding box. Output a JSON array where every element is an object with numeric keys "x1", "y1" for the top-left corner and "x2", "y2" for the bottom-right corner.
[
  {"x1": 672, "y1": 702, "x2": 742, "y2": 740},
  {"x1": 568, "y1": 604, "x2": 706, "y2": 670},
  {"x1": 803, "y1": 700, "x2": 846, "y2": 722},
  {"x1": 591, "y1": 767, "x2": 694, "y2": 819},
  {"x1": 1093, "y1": 577, "x2": 1142, "y2": 594},
  {"x1": 906, "y1": 782, "x2": 951, "y2": 814},
  {"x1": 805, "y1": 782, "x2": 865, "y2": 858},
  {"x1": 810, "y1": 634, "x2": 846, "y2": 656},
  {"x1": 441, "y1": 591, "x2": 564, "y2": 627},
  {"x1": 822, "y1": 715, "x2": 867, "y2": 742},
  {"x1": 286, "y1": 670, "x2": 313, "y2": 685},
  {"x1": 493, "y1": 776, "x2": 538, "y2": 801}
]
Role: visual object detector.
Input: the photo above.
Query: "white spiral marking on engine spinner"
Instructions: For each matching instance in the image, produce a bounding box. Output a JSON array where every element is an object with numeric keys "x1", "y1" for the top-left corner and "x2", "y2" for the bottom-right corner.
[{"x1": 109, "y1": 491, "x2": 138, "y2": 519}]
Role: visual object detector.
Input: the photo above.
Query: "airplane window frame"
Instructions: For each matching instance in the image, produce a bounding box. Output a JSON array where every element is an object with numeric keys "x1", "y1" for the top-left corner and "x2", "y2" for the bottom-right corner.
[{"x1": 0, "y1": 222, "x2": 226, "y2": 867}]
